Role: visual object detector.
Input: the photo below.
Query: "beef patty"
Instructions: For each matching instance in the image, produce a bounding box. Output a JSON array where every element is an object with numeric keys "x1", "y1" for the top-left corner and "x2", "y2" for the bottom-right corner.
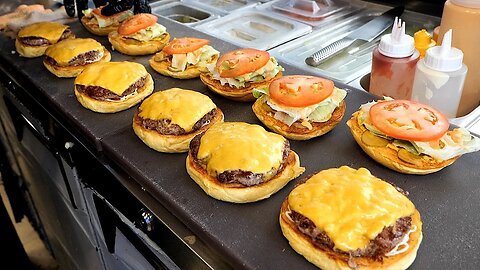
[
  {"x1": 76, "y1": 76, "x2": 146, "y2": 101},
  {"x1": 44, "y1": 49, "x2": 103, "y2": 67},
  {"x1": 19, "y1": 28, "x2": 73, "y2": 46}
]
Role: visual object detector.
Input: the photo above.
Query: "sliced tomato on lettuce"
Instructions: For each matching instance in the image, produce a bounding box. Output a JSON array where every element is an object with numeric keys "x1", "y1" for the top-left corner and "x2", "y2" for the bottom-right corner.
[
  {"x1": 216, "y1": 48, "x2": 269, "y2": 78},
  {"x1": 163, "y1": 38, "x2": 209, "y2": 55},
  {"x1": 118, "y1": 13, "x2": 157, "y2": 35},
  {"x1": 268, "y1": 75, "x2": 334, "y2": 107},
  {"x1": 369, "y1": 100, "x2": 449, "y2": 142}
]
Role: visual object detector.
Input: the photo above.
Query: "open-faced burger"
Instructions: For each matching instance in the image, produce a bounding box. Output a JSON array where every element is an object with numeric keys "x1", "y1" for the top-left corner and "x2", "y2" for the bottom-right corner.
[{"x1": 81, "y1": 5, "x2": 133, "y2": 36}]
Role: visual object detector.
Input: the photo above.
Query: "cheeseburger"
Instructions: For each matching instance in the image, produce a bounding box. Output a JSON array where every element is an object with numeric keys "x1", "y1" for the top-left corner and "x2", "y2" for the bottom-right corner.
[
  {"x1": 43, "y1": 38, "x2": 111, "y2": 78},
  {"x1": 347, "y1": 99, "x2": 480, "y2": 174},
  {"x1": 74, "y1": 61, "x2": 153, "y2": 113},
  {"x1": 108, "y1": 13, "x2": 170, "y2": 56},
  {"x1": 149, "y1": 37, "x2": 219, "y2": 79},
  {"x1": 252, "y1": 75, "x2": 346, "y2": 140},
  {"x1": 81, "y1": 5, "x2": 133, "y2": 36},
  {"x1": 186, "y1": 122, "x2": 304, "y2": 203},
  {"x1": 133, "y1": 88, "x2": 224, "y2": 153},
  {"x1": 200, "y1": 48, "x2": 283, "y2": 102},
  {"x1": 15, "y1": 22, "x2": 75, "y2": 58},
  {"x1": 280, "y1": 166, "x2": 422, "y2": 270}
]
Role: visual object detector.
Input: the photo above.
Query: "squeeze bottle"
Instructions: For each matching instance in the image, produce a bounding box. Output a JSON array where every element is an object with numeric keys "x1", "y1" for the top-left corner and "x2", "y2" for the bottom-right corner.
[
  {"x1": 438, "y1": 0, "x2": 480, "y2": 116},
  {"x1": 411, "y1": 30, "x2": 467, "y2": 118},
  {"x1": 369, "y1": 17, "x2": 420, "y2": 100}
]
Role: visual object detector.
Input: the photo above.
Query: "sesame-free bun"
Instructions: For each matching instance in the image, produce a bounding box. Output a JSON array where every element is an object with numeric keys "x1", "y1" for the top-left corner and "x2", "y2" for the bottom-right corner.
[
  {"x1": 346, "y1": 112, "x2": 458, "y2": 174},
  {"x1": 15, "y1": 34, "x2": 75, "y2": 58},
  {"x1": 186, "y1": 149, "x2": 304, "y2": 203},
  {"x1": 133, "y1": 107, "x2": 224, "y2": 153},
  {"x1": 200, "y1": 72, "x2": 282, "y2": 102},
  {"x1": 149, "y1": 54, "x2": 218, "y2": 79},
  {"x1": 279, "y1": 199, "x2": 423, "y2": 270},
  {"x1": 75, "y1": 74, "x2": 154, "y2": 113},
  {"x1": 43, "y1": 48, "x2": 111, "y2": 78},
  {"x1": 81, "y1": 15, "x2": 119, "y2": 36},
  {"x1": 108, "y1": 31, "x2": 170, "y2": 56},
  {"x1": 15, "y1": 23, "x2": 75, "y2": 58},
  {"x1": 253, "y1": 98, "x2": 346, "y2": 140}
]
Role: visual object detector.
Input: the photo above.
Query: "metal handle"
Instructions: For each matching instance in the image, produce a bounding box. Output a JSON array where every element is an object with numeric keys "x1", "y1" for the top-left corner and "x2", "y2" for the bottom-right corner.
[{"x1": 305, "y1": 38, "x2": 355, "y2": 66}]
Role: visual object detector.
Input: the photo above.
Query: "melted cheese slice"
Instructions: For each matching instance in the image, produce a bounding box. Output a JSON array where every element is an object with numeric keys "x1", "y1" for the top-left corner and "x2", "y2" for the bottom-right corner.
[
  {"x1": 17, "y1": 22, "x2": 68, "y2": 44},
  {"x1": 75, "y1": 62, "x2": 147, "y2": 96},
  {"x1": 138, "y1": 88, "x2": 216, "y2": 132},
  {"x1": 45, "y1": 38, "x2": 103, "y2": 65},
  {"x1": 197, "y1": 122, "x2": 286, "y2": 175},
  {"x1": 288, "y1": 166, "x2": 415, "y2": 252}
]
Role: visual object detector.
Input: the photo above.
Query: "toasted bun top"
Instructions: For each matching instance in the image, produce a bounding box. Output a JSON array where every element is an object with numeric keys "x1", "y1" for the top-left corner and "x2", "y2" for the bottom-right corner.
[
  {"x1": 45, "y1": 38, "x2": 103, "y2": 65},
  {"x1": 138, "y1": 88, "x2": 216, "y2": 132},
  {"x1": 197, "y1": 122, "x2": 286, "y2": 175},
  {"x1": 75, "y1": 61, "x2": 147, "y2": 96},
  {"x1": 17, "y1": 22, "x2": 68, "y2": 43},
  {"x1": 288, "y1": 166, "x2": 415, "y2": 252}
]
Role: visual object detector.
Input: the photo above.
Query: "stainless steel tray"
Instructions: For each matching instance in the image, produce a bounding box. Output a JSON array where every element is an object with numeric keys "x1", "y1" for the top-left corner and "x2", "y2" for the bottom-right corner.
[
  {"x1": 151, "y1": 1, "x2": 218, "y2": 27},
  {"x1": 183, "y1": 0, "x2": 258, "y2": 15}
]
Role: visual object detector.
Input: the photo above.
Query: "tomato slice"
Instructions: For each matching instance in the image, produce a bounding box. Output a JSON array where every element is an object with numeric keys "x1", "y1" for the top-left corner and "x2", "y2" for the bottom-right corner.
[
  {"x1": 162, "y1": 38, "x2": 209, "y2": 55},
  {"x1": 268, "y1": 75, "x2": 334, "y2": 107},
  {"x1": 369, "y1": 100, "x2": 449, "y2": 142},
  {"x1": 215, "y1": 48, "x2": 269, "y2": 78},
  {"x1": 118, "y1": 13, "x2": 157, "y2": 35}
]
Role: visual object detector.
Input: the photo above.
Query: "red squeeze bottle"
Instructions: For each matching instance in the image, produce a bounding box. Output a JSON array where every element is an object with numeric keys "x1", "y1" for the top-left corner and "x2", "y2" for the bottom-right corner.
[{"x1": 369, "y1": 17, "x2": 420, "y2": 100}]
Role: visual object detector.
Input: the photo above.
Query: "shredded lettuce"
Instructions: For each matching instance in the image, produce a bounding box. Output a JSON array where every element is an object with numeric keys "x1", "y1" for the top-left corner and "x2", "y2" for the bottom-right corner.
[{"x1": 126, "y1": 23, "x2": 166, "y2": 41}]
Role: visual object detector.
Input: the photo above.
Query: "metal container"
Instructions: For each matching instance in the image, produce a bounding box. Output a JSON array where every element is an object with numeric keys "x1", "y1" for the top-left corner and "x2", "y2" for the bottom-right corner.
[
  {"x1": 183, "y1": 0, "x2": 258, "y2": 15},
  {"x1": 151, "y1": 1, "x2": 217, "y2": 27}
]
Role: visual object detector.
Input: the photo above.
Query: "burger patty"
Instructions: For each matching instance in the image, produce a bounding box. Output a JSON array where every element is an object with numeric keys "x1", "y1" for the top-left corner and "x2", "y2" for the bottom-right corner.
[
  {"x1": 76, "y1": 76, "x2": 146, "y2": 101},
  {"x1": 19, "y1": 29, "x2": 73, "y2": 46},
  {"x1": 45, "y1": 50, "x2": 102, "y2": 67},
  {"x1": 288, "y1": 210, "x2": 412, "y2": 261},
  {"x1": 190, "y1": 135, "x2": 290, "y2": 186},
  {"x1": 135, "y1": 109, "x2": 217, "y2": 136}
]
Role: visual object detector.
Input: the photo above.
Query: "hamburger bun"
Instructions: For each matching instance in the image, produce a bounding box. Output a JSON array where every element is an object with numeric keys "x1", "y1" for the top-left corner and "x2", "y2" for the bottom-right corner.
[
  {"x1": 81, "y1": 15, "x2": 119, "y2": 36},
  {"x1": 80, "y1": 8, "x2": 132, "y2": 36},
  {"x1": 280, "y1": 166, "x2": 423, "y2": 270},
  {"x1": 186, "y1": 122, "x2": 304, "y2": 203},
  {"x1": 132, "y1": 88, "x2": 224, "y2": 153},
  {"x1": 74, "y1": 61, "x2": 154, "y2": 113},
  {"x1": 109, "y1": 31, "x2": 170, "y2": 56}
]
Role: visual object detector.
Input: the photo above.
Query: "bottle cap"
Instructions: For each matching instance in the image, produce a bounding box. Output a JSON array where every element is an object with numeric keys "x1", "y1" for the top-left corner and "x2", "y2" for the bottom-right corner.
[
  {"x1": 378, "y1": 17, "x2": 415, "y2": 58},
  {"x1": 424, "y1": 29, "x2": 464, "y2": 72},
  {"x1": 414, "y1": 29, "x2": 436, "y2": 58},
  {"x1": 451, "y1": 0, "x2": 480, "y2": 8}
]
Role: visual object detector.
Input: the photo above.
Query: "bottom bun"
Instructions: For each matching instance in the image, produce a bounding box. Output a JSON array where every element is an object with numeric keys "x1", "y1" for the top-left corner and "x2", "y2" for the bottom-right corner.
[
  {"x1": 149, "y1": 56, "x2": 214, "y2": 79},
  {"x1": 75, "y1": 74, "x2": 154, "y2": 113},
  {"x1": 280, "y1": 200, "x2": 423, "y2": 270},
  {"x1": 186, "y1": 150, "x2": 305, "y2": 203},
  {"x1": 253, "y1": 98, "x2": 346, "y2": 140},
  {"x1": 108, "y1": 32, "x2": 170, "y2": 56},
  {"x1": 346, "y1": 114, "x2": 458, "y2": 174},
  {"x1": 200, "y1": 72, "x2": 282, "y2": 102},
  {"x1": 43, "y1": 49, "x2": 111, "y2": 78},
  {"x1": 15, "y1": 39, "x2": 49, "y2": 58},
  {"x1": 81, "y1": 16, "x2": 118, "y2": 36},
  {"x1": 133, "y1": 108, "x2": 224, "y2": 153}
]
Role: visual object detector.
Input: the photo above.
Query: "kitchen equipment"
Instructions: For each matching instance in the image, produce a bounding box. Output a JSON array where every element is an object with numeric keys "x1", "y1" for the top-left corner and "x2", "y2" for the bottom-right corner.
[
  {"x1": 305, "y1": 5, "x2": 404, "y2": 66},
  {"x1": 271, "y1": 0, "x2": 345, "y2": 20}
]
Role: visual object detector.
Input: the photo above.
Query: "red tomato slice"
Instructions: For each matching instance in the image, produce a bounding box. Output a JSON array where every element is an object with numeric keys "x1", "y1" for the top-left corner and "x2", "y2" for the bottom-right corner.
[
  {"x1": 269, "y1": 75, "x2": 334, "y2": 107},
  {"x1": 215, "y1": 48, "x2": 269, "y2": 78},
  {"x1": 162, "y1": 38, "x2": 209, "y2": 55},
  {"x1": 118, "y1": 13, "x2": 157, "y2": 35},
  {"x1": 369, "y1": 100, "x2": 449, "y2": 142}
]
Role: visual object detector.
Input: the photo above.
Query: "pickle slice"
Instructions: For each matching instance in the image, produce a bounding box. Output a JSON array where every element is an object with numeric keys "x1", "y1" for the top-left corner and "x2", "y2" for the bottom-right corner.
[
  {"x1": 398, "y1": 148, "x2": 424, "y2": 166},
  {"x1": 361, "y1": 131, "x2": 389, "y2": 147}
]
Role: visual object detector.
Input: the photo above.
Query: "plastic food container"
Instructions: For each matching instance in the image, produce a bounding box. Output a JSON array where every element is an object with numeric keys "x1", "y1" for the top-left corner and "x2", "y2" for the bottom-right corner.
[
  {"x1": 270, "y1": 0, "x2": 346, "y2": 20},
  {"x1": 195, "y1": 9, "x2": 312, "y2": 50}
]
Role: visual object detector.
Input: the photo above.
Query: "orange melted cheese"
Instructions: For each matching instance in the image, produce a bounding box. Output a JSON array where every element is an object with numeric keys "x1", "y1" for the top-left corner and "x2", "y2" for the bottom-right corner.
[
  {"x1": 75, "y1": 62, "x2": 147, "y2": 96},
  {"x1": 288, "y1": 166, "x2": 415, "y2": 252},
  {"x1": 17, "y1": 22, "x2": 68, "y2": 44},
  {"x1": 138, "y1": 88, "x2": 216, "y2": 132},
  {"x1": 197, "y1": 122, "x2": 286, "y2": 175},
  {"x1": 45, "y1": 38, "x2": 103, "y2": 65}
]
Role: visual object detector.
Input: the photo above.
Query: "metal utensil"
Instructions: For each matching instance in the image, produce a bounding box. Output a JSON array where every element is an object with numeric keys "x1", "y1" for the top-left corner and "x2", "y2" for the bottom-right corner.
[{"x1": 305, "y1": 5, "x2": 404, "y2": 66}]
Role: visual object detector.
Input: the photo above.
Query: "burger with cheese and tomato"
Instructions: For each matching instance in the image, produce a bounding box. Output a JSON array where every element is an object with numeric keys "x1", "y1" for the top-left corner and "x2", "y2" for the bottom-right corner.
[
  {"x1": 108, "y1": 13, "x2": 170, "y2": 56},
  {"x1": 347, "y1": 99, "x2": 480, "y2": 174},
  {"x1": 200, "y1": 48, "x2": 284, "y2": 102},
  {"x1": 43, "y1": 38, "x2": 111, "y2": 78},
  {"x1": 186, "y1": 122, "x2": 305, "y2": 203},
  {"x1": 81, "y1": 5, "x2": 133, "y2": 36},
  {"x1": 280, "y1": 166, "x2": 422, "y2": 270},
  {"x1": 15, "y1": 22, "x2": 75, "y2": 58},
  {"x1": 252, "y1": 75, "x2": 346, "y2": 140},
  {"x1": 149, "y1": 37, "x2": 219, "y2": 79},
  {"x1": 74, "y1": 61, "x2": 153, "y2": 113},
  {"x1": 133, "y1": 88, "x2": 224, "y2": 153}
]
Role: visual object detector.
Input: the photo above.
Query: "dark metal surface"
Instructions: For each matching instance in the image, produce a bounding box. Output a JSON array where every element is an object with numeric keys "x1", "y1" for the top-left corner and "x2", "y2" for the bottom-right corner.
[{"x1": 1, "y1": 14, "x2": 479, "y2": 270}]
